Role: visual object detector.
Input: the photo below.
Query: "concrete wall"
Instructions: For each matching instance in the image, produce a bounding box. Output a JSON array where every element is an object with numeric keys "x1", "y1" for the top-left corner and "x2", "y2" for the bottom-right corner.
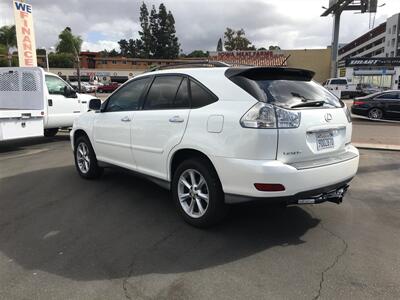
[{"x1": 282, "y1": 48, "x2": 332, "y2": 83}]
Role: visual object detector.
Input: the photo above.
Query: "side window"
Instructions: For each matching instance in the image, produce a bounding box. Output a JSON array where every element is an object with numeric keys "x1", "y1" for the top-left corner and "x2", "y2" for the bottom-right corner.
[
  {"x1": 376, "y1": 93, "x2": 398, "y2": 100},
  {"x1": 330, "y1": 79, "x2": 347, "y2": 85},
  {"x1": 45, "y1": 75, "x2": 68, "y2": 95},
  {"x1": 144, "y1": 76, "x2": 183, "y2": 110},
  {"x1": 105, "y1": 77, "x2": 150, "y2": 112},
  {"x1": 190, "y1": 79, "x2": 218, "y2": 108},
  {"x1": 173, "y1": 78, "x2": 190, "y2": 109}
]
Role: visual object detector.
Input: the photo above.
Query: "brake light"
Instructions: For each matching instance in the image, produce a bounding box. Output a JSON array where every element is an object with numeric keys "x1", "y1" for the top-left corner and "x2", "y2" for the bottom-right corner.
[
  {"x1": 353, "y1": 101, "x2": 366, "y2": 105},
  {"x1": 240, "y1": 102, "x2": 301, "y2": 129},
  {"x1": 254, "y1": 183, "x2": 285, "y2": 192}
]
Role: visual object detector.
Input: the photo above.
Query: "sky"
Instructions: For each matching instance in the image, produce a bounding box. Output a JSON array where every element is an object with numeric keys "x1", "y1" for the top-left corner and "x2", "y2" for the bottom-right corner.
[{"x1": 0, "y1": 0, "x2": 399, "y2": 53}]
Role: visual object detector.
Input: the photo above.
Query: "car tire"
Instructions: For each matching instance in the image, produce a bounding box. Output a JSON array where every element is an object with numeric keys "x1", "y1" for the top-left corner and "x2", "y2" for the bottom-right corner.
[
  {"x1": 172, "y1": 157, "x2": 228, "y2": 228},
  {"x1": 74, "y1": 136, "x2": 103, "y2": 179},
  {"x1": 44, "y1": 128, "x2": 58, "y2": 137},
  {"x1": 368, "y1": 108, "x2": 383, "y2": 120}
]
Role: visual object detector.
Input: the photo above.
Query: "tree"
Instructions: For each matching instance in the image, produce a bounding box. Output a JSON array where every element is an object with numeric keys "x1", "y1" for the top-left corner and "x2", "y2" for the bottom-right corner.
[
  {"x1": 56, "y1": 27, "x2": 83, "y2": 91},
  {"x1": 138, "y1": 2, "x2": 152, "y2": 58},
  {"x1": 269, "y1": 45, "x2": 281, "y2": 50},
  {"x1": 48, "y1": 53, "x2": 74, "y2": 68},
  {"x1": 217, "y1": 38, "x2": 223, "y2": 52},
  {"x1": 0, "y1": 25, "x2": 17, "y2": 66},
  {"x1": 187, "y1": 50, "x2": 209, "y2": 58},
  {"x1": 223, "y1": 27, "x2": 254, "y2": 51},
  {"x1": 118, "y1": 3, "x2": 180, "y2": 59},
  {"x1": 258, "y1": 47, "x2": 267, "y2": 51}
]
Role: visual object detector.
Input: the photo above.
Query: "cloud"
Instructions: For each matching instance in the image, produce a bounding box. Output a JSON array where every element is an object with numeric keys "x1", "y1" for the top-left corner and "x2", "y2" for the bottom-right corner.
[{"x1": 1, "y1": 0, "x2": 398, "y2": 53}]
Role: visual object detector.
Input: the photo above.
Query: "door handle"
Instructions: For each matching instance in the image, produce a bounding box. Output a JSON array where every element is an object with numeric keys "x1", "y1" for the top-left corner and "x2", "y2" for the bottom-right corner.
[
  {"x1": 121, "y1": 116, "x2": 131, "y2": 122},
  {"x1": 48, "y1": 99, "x2": 53, "y2": 106},
  {"x1": 169, "y1": 116, "x2": 184, "y2": 123}
]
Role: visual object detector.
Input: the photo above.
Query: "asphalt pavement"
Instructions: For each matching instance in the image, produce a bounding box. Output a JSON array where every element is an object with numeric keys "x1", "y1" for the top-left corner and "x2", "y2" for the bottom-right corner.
[{"x1": 0, "y1": 136, "x2": 399, "y2": 299}]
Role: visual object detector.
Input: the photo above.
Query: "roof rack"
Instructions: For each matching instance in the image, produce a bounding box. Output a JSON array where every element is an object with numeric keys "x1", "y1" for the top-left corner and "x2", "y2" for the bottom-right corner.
[{"x1": 147, "y1": 60, "x2": 231, "y2": 72}]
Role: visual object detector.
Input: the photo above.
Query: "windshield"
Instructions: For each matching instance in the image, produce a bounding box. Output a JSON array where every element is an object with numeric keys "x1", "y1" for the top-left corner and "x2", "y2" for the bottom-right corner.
[{"x1": 254, "y1": 79, "x2": 341, "y2": 109}]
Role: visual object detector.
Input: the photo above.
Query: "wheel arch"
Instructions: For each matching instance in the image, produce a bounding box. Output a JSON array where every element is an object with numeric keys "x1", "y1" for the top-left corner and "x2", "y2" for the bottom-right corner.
[
  {"x1": 73, "y1": 129, "x2": 90, "y2": 147},
  {"x1": 169, "y1": 148, "x2": 221, "y2": 184}
]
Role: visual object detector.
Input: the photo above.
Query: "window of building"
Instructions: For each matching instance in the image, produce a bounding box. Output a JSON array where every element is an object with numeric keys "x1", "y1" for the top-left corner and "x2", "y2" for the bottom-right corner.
[
  {"x1": 112, "y1": 60, "x2": 117, "y2": 64},
  {"x1": 393, "y1": 25, "x2": 396, "y2": 34},
  {"x1": 391, "y1": 51, "x2": 395, "y2": 57},
  {"x1": 392, "y1": 39, "x2": 395, "y2": 47},
  {"x1": 389, "y1": 28, "x2": 392, "y2": 34}
]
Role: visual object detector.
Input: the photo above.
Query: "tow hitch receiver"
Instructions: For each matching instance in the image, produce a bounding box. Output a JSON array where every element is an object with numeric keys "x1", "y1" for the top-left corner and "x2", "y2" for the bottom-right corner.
[{"x1": 296, "y1": 185, "x2": 349, "y2": 205}]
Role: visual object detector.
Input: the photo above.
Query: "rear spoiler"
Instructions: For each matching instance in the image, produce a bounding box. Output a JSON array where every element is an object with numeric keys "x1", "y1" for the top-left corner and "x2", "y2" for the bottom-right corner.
[{"x1": 225, "y1": 67, "x2": 315, "y2": 81}]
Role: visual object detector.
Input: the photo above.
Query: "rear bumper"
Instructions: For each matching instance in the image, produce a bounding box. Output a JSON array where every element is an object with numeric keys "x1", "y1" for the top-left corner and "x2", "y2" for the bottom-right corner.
[
  {"x1": 213, "y1": 145, "x2": 359, "y2": 204},
  {"x1": 351, "y1": 106, "x2": 368, "y2": 117}
]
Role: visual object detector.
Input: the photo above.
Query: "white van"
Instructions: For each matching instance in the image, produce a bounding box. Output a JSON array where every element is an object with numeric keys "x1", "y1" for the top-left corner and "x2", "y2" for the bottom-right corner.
[{"x1": 0, "y1": 67, "x2": 97, "y2": 141}]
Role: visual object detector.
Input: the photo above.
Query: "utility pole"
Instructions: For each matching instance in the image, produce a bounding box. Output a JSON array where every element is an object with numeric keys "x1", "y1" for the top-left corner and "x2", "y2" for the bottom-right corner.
[{"x1": 321, "y1": 0, "x2": 379, "y2": 78}]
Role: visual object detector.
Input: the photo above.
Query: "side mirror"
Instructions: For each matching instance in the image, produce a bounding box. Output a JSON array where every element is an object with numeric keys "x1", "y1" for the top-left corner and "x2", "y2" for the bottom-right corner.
[
  {"x1": 64, "y1": 86, "x2": 77, "y2": 98},
  {"x1": 89, "y1": 98, "x2": 102, "y2": 111}
]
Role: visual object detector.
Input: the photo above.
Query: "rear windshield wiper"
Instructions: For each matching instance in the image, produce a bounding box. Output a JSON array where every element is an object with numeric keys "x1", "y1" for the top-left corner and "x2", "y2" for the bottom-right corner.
[{"x1": 290, "y1": 100, "x2": 327, "y2": 108}]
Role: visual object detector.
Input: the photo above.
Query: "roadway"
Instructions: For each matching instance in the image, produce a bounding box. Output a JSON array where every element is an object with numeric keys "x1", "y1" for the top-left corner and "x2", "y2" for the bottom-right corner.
[{"x1": 0, "y1": 136, "x2": 399, "y2": 299}]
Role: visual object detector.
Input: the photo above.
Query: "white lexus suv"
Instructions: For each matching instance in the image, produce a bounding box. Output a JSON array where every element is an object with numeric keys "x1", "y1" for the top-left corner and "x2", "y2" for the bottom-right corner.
[{"x1": 71, "y1": 65, "x2": 359, "y2": 227}]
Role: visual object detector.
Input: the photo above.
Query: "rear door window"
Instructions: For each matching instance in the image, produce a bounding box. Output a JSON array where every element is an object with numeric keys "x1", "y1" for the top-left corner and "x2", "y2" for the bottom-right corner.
[
  {"x1": 144, "y1": 76, "x2": 184, "y2": 110},
  {"x1": 376, "y1": 92, "x2": 399, "y2": 100}
]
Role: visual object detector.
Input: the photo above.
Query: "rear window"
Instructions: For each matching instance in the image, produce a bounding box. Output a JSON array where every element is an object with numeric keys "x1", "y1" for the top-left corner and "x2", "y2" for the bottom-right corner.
[
  {"x1": 231, "y1": 76, "x2": 341, "y2": 109},
  {"x1": 330, "y1": 79, "x2": 347, "y2": 85}
]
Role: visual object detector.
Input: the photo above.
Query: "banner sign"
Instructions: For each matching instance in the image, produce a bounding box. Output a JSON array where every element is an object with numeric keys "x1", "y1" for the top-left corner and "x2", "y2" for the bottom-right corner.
[
  {"x1": 346, "y1": 57, "x2": 400, "y2": 67},
  {"x1": 13, "y1": 1, "x2": 37, "y2": 67}
]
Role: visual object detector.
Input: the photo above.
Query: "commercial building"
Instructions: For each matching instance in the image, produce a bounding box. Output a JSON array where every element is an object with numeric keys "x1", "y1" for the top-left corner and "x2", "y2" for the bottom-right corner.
[{"x1": 338, "y1": 12, "x2": 400, "y2": 89}]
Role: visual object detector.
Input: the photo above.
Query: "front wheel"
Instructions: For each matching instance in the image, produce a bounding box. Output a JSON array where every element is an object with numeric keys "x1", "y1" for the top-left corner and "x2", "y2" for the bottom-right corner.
[
  {"x1": 74, "y1": 136, "x2": 103, "y2": 179},
  {"x1": 368, "y1": 108, "x2": 383, "y2": 120},
  {"x1": 172, "y1": 158, "x2": 228, "y2": 228}
]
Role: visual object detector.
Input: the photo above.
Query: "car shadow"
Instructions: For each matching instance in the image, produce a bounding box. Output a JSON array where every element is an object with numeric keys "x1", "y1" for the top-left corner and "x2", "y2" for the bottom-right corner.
[
  {"x1": 0, "y1": 134, "x2": 70, "y2": 153},
  {"x1": 0, "y1": 166, "x2": 319, "y2": 281}
]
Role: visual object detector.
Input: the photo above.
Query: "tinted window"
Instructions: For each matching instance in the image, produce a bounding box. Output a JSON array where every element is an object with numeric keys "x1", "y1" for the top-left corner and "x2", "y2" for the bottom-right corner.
[
  {"x1": 105, "y1": 77, "x2": 150, "y2": 112},
  {"x1": 173, "y1": 78, "x2": 190, "y2": 108},
  {"x1": 144, "y1": 76, "x2": 183, "y2": 110},
  {"x1": 45, "y1": 75, "x2": 69, "y2": 95},
  {"x1": 376, "y1": 92, "x2": 399, "y2": 100},
  {"x1": 330, "y1": 79, "x2": 347, "y2": 85},
  {"x1": 244, "y1": 79, "x2": 341, "y2": 109},
  {"x1": 190, "y1": 80, "x2": 218, "y2": 108}
]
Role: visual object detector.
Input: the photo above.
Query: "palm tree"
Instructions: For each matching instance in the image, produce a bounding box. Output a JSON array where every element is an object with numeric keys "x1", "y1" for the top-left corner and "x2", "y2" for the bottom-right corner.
[{"x1": 0, "y1": 25, "x2": 17, "y2": 66}]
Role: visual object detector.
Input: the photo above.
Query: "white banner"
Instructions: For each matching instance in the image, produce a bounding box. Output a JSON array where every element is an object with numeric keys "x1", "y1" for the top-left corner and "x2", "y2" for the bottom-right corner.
[{"x1": 13, "y1": 1, "x2": 37, "y2": 67}]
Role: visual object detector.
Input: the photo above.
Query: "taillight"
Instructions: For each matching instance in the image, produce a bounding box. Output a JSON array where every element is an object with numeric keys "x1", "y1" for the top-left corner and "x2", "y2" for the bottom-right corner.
[
  {"x1": 353, "y1": 101, "x2": 366, "y2": 105},
  {"x1": 240, "y1": 102, "x2": 301, "y2": 129}
]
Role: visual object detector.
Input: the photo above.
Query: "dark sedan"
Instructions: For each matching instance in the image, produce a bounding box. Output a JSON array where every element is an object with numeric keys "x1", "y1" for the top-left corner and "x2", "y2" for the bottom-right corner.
[{"x1": 351, "y1": 90, "x2": 400, "y2": 120}]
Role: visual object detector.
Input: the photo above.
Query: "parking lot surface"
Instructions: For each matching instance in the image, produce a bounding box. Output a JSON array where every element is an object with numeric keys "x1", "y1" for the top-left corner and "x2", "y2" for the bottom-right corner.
[{"x1": 0, "y1": 136, "x2": 399, "y2": 299}]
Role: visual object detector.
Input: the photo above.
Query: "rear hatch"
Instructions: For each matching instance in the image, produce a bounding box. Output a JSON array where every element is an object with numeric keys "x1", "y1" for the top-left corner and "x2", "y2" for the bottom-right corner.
[{"x1": 226, "y1": 67, "x2": 352, "y2": 164}]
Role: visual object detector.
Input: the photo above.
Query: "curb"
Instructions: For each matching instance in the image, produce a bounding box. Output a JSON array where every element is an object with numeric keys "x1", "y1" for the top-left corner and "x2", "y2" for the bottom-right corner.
[{"x1": 353, "y1": 143, "x2": 400, "y2": 151}]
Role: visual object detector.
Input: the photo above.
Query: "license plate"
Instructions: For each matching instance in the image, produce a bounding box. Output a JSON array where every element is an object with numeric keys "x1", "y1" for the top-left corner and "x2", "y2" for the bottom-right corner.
[{"x1": 316, "y1": 131, "x2": 334, "y2": 151}]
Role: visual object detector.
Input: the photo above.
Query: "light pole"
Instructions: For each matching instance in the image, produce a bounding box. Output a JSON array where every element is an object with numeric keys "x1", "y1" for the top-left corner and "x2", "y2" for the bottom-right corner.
[{"x1": 42, "y1": 46, "x2": 55, "y2": 72}]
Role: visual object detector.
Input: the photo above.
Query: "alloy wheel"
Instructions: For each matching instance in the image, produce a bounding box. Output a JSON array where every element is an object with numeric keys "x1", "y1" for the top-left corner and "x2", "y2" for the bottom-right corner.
[
  {"x1": 178, "y1": 169, "x2": 209, "y2": 218},
  {"x1": 76, "y1": 142, "x2": 90, "y2": 174}
]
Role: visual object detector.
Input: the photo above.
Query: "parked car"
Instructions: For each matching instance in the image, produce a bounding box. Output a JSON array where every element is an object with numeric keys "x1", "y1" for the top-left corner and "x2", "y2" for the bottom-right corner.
[
  {"x1": 81, "y1": 82, "x2": 97, "y2": 93},
  {"x1": 71, "y1": 66, "x2": 359, "y2": 227},
  {"x1": 323, "y1": 77, "x2": 358, "y2": 98},
  {"x1": 351, "y1": 90, "x2": 400, "y2": 120},
  {"x1": 355, "y1": 83, "x2": 382, "y2": 96},
  {"x1": 0, "y1": 67, "x2": 97, "y2": 141},
  {"x1": 96, "y1": 82, "x2": 120, "y2": 93}
]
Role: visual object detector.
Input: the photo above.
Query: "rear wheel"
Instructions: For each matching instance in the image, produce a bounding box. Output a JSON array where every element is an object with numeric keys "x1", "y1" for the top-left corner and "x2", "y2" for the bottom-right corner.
[
  {"x1": 44, "y1": 128, "x2": 58, "y2": 137},
  {"x1": 172, "y1": 157, "x2": 228, "y2": 227},
  {"x1": 368, "y1": 108, "x2": 383, "y2": 120},
  {"x1": 74, "y1": 136, "x2": 103, "y2": 179}
]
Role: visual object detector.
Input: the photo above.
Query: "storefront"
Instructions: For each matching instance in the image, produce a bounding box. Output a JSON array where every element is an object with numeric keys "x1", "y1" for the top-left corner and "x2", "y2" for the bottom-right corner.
[{"x1": 344, "y1": 57, "x2": 400, "y2": 90}]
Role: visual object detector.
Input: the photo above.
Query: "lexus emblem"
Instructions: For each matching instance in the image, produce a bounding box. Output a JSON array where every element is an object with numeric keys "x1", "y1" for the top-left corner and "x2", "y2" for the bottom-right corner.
[{"x1": 325, "y1": 113, "x2": 332, "y2": 122}]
